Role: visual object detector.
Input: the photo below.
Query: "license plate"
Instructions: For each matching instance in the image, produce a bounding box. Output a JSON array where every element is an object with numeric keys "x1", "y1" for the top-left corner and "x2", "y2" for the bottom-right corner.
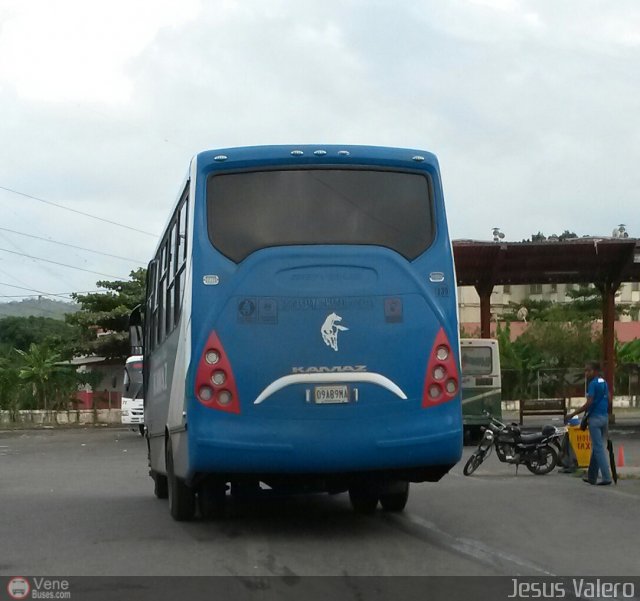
[{"x1": 314, "y1": 385, "x2": 350, "y2": 404}]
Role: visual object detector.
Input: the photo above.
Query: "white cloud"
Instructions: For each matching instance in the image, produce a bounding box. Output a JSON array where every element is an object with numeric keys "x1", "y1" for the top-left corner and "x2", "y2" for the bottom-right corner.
[
  {"x1": 0, "y1": 0, "x2": 201, "y2": 104},
  {"x1": 0, "y1": 0, "x2": 639, "y2": 298}
]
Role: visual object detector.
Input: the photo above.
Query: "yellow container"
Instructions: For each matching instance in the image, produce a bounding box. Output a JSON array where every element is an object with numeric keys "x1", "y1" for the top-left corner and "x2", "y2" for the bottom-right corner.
[{"x1": 568, "y1": 426, "x2": 592, "y2": 468}]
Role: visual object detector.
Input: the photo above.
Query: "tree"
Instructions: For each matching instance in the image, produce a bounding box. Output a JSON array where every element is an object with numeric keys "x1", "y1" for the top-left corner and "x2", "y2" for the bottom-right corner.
[
  {"x1": 502, "y1": 298, "x2": 553, "y2": 322},
  {"x1": 67, "y1": 268, "x2": 146, "y2": 360},
  {"x1": 0, "y1": 352, "x2": 21, "y2": 416},
  {"x1": 502, "y1": 284, "x2": 625, "y2": 323},
  {"x1": 617, "y1": 339, "x2": 640, "y2": 365},
  {"x1": 497, "y1": 320, "x2": 600, "y2": 399},
  {"x1": 0, "y1": 315, "x2": 80, "y2": 357},
  {"x1": 16, "y1": 343, "x2": 69, "y2": 411},
  {"x1": 496, "y1": 323, "x2": 543, "y2": 400},
  {"x1": 527, "y1": 230, "x2": 578, "y2": 242}
]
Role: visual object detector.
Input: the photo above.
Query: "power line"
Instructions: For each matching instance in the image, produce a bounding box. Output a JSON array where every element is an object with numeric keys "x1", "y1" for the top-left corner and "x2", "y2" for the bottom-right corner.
[
  {"x1": 0, "y1": 248, "x2": 128, "y2": 279},
  {"x1": 0, "y1": 230, "x2": 77, "y2": 292},
  {"x1": 0, "y1": 264, "x2": 69, "y2": 304},
  {"x1": 0, "y1": 282, "x2": 98, "y2": 297},
  {"x1": 0, "y1": 185, "x2": 157, "y2": 237},
  {"x1": 0, "y1": 226, "x2": 146, "y2": 264},
  {"x1": 0, "y1": 294, "x2": 75, "y2": 298}
]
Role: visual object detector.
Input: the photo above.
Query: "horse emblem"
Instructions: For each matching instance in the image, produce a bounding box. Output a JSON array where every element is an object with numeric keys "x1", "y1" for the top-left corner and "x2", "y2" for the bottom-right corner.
[{"x1": 321, "y1": 312, "x2": 348, "y2": 352}]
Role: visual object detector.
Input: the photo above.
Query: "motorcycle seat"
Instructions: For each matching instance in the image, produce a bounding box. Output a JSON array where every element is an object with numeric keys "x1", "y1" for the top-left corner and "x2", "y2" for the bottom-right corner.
[{"x1": 519, "y1": 433, "x2": 546, "y2": 444}]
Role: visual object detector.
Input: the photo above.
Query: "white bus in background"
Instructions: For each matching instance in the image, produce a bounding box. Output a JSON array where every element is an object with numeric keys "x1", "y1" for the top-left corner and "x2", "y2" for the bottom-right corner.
[
  {"x1": 460, "y1": 339, "x2": 502, "y2": 438},
  {"x1": 121, "y1": 355, "x2": 144, "y2": 435}
]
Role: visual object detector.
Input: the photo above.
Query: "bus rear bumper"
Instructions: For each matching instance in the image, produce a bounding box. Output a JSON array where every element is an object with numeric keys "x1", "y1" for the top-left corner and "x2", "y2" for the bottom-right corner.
[{"x1": 188, "y1": 412, "x2": 462, "y2": 478}]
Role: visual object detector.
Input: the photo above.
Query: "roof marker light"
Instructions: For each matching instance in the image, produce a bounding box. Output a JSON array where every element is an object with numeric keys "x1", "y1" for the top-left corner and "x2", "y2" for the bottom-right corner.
[
  {"x1": 291, "y1": 150, "x2": 304, "y2": 156},
  {"x1": 412, "y1": 155, "x2": 425, "y2": 162},
  {"x1": 203, "y1": 275, "x2": 220, "y2": 286},
  {"x1": 338, "y1": 150, "x2": 350, "y2": 156},
  {"x1": 314, "y1": 150, "x2": 327, "y2": 156},
  {"x1": 214, "y1": 155, "x2": 228, "y2": 162}
]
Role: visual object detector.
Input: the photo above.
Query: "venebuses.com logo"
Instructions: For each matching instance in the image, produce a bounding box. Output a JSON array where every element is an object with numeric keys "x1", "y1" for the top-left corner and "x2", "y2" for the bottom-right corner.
[
  {"x1": 7, "y1": 578, "x2": 30, "y2": 600},
  {"x1": 6, "y1": 577, "x2": 71, "y2": 599}
]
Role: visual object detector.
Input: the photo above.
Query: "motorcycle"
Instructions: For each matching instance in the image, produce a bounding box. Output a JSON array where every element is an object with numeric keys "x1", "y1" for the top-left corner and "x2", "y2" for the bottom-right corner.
[{"x1": 463, "y1": 412, "x2": 567, "y2": 476}]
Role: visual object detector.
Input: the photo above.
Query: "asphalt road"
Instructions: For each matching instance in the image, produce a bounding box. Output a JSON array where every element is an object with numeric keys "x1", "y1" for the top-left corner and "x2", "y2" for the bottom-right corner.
[{"x1": 1, "y1": 427, "x2": 639, "y2": 577}]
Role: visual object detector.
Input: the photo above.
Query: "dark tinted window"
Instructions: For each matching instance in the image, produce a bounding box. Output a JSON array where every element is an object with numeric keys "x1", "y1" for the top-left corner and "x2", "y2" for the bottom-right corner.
[
  {"x1": 461, "y1": 346, "x2": 493, "y2": 376},
  {"x1": 207, "y1": 169, "x2": 433, "y2": 262},
  {"x1": 126, "y1": 363, "x2": 143, "y2": 384}
]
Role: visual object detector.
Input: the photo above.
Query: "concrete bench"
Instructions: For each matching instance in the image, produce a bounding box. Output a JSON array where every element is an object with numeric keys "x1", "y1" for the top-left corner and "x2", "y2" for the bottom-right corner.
[{"x1": 519, "y1": 398, "x2": 567, "y2": 425}]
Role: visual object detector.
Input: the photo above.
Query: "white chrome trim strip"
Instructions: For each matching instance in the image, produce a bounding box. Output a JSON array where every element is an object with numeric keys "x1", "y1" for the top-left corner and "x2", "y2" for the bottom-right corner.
[{"x1": 253, "y1": 372, "x2": 407, "y2": 404}]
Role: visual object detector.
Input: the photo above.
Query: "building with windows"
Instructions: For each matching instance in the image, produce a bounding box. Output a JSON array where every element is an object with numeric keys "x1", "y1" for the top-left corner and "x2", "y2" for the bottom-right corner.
[{"x1": 458, "y1": 282, "x2": 640, "y2": 325}]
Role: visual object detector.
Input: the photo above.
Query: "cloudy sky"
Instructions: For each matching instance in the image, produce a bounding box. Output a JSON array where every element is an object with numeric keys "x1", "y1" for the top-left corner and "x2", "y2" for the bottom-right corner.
[{"x1": 1, "y1": 0, "x2": 639, "y2": 303}]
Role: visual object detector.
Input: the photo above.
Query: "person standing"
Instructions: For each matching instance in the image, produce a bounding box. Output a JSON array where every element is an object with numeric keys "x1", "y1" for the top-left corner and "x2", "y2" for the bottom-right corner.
[{"x1": 566, "y1": 361, "x2": 612, "y2": 486}]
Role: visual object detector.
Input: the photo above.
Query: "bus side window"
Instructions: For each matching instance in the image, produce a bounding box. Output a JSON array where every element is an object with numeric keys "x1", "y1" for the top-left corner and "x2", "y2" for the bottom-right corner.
[
  {"x1": 158, "y1": 240, "x2": 168, "y2": 345},
  {"x1": 178, "y1": 197, "x2": 187, "y2": 263},
  {"x1": 166, "y1": 222, "x2": 177, "y2": 334},
  {"x1": 146, "y1": 261, "x2": 158, "y2": 352},
  {"x1": 175, "y1": 194, "x2": 188, "y2": 323}
]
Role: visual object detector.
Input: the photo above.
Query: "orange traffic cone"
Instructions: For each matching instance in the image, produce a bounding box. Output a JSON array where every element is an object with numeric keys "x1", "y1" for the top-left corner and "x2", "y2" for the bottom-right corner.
[{"x1": 617, "y1": 445, "x2": 625, "y2": 468}]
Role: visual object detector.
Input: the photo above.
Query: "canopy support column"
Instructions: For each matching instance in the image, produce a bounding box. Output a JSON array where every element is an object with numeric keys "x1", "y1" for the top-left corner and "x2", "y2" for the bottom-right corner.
[
  {"x1": 475, "y1": 284, "x2": 493, "y2": 339},
  {"x1": 600, "y1": 281, "x2": 618, "y2": 419}
]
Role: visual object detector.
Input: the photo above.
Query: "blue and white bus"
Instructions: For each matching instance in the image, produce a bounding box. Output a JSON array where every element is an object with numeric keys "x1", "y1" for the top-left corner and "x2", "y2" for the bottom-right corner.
[{"x1": 130, "y1": 145, "x2": 462, "y2": 521}]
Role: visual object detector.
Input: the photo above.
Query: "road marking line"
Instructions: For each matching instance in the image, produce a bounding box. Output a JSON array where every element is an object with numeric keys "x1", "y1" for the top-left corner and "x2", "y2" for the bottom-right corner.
[{"x1": 386, "y1": 512, "x2": 556, "y2": 576}]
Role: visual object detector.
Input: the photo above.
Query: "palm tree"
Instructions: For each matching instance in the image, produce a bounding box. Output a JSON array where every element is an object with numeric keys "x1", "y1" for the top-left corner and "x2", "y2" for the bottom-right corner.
[
  {"x1": 0, "y1": 353, "x2": 21, "y2": 418},
  {"x1": 16, "y1": 343, "x2": 65, "y2": 411}
]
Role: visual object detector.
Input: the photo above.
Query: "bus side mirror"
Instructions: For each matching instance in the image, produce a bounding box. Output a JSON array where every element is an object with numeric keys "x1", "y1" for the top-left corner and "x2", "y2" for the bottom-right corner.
[{"x1": 129, "y1": 305, "x2": 143, "y2": 355}]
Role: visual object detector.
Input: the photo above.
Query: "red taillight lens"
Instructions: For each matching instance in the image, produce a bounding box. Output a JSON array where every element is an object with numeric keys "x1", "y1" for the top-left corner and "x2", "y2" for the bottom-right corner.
[
  {"x1": 422, "y1": 328, "x2": 459, "y2": 408},
  {"x1": 195, "y1": 332, "x2": 240, "y2": 413}
]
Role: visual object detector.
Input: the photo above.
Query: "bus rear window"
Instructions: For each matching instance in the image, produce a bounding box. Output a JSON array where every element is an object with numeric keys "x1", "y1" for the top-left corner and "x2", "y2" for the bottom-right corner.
[
  {"x1": 461, "y1": 347, "x2": 493, "y2": 376},
  {"x1": 207, "y1": 169, "x2": 434, "y2": 263}
]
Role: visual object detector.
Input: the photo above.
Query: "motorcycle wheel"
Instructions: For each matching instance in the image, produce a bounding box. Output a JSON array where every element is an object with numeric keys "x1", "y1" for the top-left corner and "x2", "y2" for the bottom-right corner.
[
  {"x1": 525, "y1": 445, "x2": 559, "y2": 475},
  {"x1": 463, "y1": 452, "x2": 484, "y2": 476}
]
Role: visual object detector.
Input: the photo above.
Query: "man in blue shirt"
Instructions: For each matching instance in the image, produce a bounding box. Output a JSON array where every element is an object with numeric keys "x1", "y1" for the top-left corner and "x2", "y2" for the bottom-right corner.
[{"x1": 566, "y1": 361, "x2": 612, "y2": 486}]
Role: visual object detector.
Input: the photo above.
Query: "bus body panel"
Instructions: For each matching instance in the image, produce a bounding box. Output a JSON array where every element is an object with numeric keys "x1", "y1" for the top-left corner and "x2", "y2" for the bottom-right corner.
[
  {"x1": 186, "y1": 244, "x2": 462, "y2": 475},
  {"x1": 144, "y1": 145, "x2": 462, "y2": 483}
]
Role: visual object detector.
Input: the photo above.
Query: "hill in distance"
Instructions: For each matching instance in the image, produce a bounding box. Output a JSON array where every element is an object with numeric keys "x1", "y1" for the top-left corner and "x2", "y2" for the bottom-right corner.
[{"x1": 0, "y1": 297, "x2": 78, "y2": 320}]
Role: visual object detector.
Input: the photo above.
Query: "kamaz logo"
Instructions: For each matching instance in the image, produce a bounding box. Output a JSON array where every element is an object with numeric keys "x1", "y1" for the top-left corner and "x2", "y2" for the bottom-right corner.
[{"x1": 292, "y1": 365, "x2": 367, "y2": 374}]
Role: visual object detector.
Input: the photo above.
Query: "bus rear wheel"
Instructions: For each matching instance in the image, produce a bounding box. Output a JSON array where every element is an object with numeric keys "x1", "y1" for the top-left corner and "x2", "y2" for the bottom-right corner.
[
  {"x1": 349, "y1": 483, "x2": 379, "y2": 514},
  {"x1": 166, "y1": 439, "x2": 195, "y2": 521},
  {"x1": 379, "y1": 481, "x2": 410, "y2": 512},
  {"x1": 152, "y1": 471, "x2": 168, "y2": 499},
  {"x1": 198, "y1": 482, "x2": 227, "y2": 520}
]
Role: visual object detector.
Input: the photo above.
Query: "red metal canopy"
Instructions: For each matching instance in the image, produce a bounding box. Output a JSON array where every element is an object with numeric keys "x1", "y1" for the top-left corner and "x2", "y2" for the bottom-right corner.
[
  {"x1": 453, "y1": 238, "x2": 640, "y2": 287},
  {"x1": 452, "y1": 238, "x2": 640, "y2": 409}
]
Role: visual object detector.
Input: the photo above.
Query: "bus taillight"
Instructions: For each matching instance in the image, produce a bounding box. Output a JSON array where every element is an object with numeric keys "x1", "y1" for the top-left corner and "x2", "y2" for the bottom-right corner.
[
  {"x1": 195, "y1": 332, "x2": 240, "y2": 414},
  {"x1": 422, "y1": 328, "x2": 459, "y2": 407}
]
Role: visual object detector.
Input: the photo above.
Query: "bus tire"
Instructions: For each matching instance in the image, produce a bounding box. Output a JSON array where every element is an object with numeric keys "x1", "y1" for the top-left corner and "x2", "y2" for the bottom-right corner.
[
  {"x1": 152, "y1": 471, "x2": 169, "y2": 499},
  {"x1": 379, "y1": 481, "x2": 409, "y2": 512},
  {"x1": 199, "y1": 483, "x2": 227, "y2": 520},
  {"x1": 349, "y1": 484, "x2": 379, "y2": 514},
  {"x1": 166, "y1": 439, "x2": 195, "y2": 521}
]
